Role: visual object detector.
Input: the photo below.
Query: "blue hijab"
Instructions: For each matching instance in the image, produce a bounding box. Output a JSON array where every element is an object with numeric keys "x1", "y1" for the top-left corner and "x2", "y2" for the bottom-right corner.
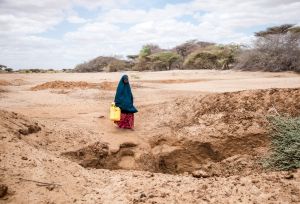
[{"x1": 114, "y1": 75, "x2": 138, "y2": 113}]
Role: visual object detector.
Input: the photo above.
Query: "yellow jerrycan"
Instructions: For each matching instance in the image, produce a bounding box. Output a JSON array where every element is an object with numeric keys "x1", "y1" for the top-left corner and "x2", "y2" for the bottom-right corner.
[{"x1": 110, "y1": 102, "x2": 121, "y2": 121}]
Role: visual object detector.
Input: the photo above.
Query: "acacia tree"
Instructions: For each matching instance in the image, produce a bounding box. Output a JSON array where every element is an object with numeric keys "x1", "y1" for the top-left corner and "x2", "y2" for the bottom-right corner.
[
  {"x1": 236, "y1": 24, "x2": 300, "y2": 72},
  {"x1": 149, "y1": 52, "x2": 180, "y2": 70}
]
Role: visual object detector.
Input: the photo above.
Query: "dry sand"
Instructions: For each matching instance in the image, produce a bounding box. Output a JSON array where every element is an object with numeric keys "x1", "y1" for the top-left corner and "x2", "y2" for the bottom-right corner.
[{"x1": 0, "y1": 70, "x2": 300, "y2": 204}]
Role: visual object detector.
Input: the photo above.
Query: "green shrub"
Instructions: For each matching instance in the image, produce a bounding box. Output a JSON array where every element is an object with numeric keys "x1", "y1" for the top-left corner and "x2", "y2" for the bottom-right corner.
[
  {"x1": 139, "y1": 45, "x2": 152, "y2": 58},
  {"x1": 183, "y1": 51, "x2": 219, "y2": 69},
  {"x1": 132, "y1": 58, "x2": 152, "y2": 71},
  {"x1": 106, "y1": 60, "x2": 132, "y2": 72},
  {"x1": 149, "y1": 52, "x2": 180, "y2": 70},
  {"x1": 183, "y1": 44, "x2": 240, "y2": 70},
  {"x1": 263, "y1": 116, "x2": 300, "y2": 170}
]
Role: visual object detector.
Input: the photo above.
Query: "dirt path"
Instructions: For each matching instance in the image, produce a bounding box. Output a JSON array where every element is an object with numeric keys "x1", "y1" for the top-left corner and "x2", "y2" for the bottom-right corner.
[{"x1": 0, "y1": 70, "x2": 300, "y2": 203}]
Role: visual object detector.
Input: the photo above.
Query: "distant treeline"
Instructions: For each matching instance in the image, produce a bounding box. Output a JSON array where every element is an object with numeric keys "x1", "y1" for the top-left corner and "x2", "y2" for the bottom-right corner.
[
  {"x1": 74, "y1": 24, "x2": 300, "y2": 73},
  {"x1": 2, "y1": 24, "x2": 299, "y2": 74},
  {"x1": 0, "y1": 66, "x2": 73, "y2": 73}
]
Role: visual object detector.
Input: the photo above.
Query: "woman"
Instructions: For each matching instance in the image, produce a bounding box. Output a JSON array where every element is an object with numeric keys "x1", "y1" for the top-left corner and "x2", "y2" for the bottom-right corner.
[{"x1": 114, "y1": 75, "x2": 138, "y2": 129}]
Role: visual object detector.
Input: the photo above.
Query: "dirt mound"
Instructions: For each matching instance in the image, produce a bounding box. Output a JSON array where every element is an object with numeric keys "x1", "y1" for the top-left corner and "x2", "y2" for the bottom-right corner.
[
  {"x1": 147, "y1": 88, "x2": 300, "y2": 142},
  {"x1": 0, "y1": 110, "x2": 41, "y2": 136},
  {"x1": 30, "y1": 80, "x2": 98, "y2": 91},
  {"x1": 146, "y1": 88, "x2": 300, "y2": 160},
  {"x1": 31, "y1": 80, "x2": 141, "y2": 91}
]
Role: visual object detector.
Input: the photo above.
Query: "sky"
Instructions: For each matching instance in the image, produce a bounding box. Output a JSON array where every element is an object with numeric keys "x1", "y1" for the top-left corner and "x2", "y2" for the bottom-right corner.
[{"x1": 0, "y1": 0, "x2": 300, "y2": 69}]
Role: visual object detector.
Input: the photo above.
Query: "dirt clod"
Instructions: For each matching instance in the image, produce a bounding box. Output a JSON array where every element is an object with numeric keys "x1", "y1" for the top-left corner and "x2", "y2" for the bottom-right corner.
[
  {"x1": 0, "y1": 184, "x2": 8, "y2": 198},
  {"x1": 19, "y1": 124, "x2": 41, "y2": 135},
  {"x1": 283, "y1": 173, "x2": 294, "y2": 180},
  {"x1": 46, "y1": 184, "x2": 56, "y2": 191},
  {"x1": 192, "y1": 170, "x2": 210, "y2": 178}
]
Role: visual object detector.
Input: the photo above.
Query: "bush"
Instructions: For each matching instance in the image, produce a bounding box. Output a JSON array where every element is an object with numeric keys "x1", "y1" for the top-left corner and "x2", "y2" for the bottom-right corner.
[
  {"x1": 134, "y1": 51, "x2": 180, "y2": 71},
  {"x1": 235, "y1": 24, "x2": 300, "y2": 72},
  {"x1": 74, "y1": 56, "x2": 132, "y2": 72},
  {"x1": 106, "y1": 60, "x2": 132, "y2": 72},
  {"x1": 263, "y1": 116, "x2": 300, "y2": 170},
  {"x1": 148, "y1": 52, "x2": 181, "y2": 70},
  {"x1": 132, "y1": 58, "x2": 152, "y2": 71},
  {"x1": 184, "y1": 51, "x2": 218, "y2": 69},
  {"x1": 183, "y1": 44, "x2": 240, "y2": 70}
]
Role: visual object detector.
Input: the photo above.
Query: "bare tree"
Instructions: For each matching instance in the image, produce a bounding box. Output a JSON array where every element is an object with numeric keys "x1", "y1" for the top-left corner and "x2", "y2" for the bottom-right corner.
[{"x1": 236, "y1": 24, "x2": 300, "y2": 72}]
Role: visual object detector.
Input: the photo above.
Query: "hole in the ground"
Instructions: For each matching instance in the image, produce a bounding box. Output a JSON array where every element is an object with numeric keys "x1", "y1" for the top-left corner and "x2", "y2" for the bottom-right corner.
[{"x1": 62, "y1": 135, "x2": 265, "y2": 176}]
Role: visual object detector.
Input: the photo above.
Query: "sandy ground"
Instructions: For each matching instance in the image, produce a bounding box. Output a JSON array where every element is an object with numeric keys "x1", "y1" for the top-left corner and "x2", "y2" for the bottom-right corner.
[{"x1": 0, "y1": 70, "x2": 300, "y2": 204}]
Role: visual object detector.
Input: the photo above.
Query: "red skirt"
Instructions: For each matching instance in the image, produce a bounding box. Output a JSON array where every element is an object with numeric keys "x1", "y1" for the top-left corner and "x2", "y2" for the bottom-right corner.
[{"x1": 114, "y1": 113, "x2": 134, "y2": 129}]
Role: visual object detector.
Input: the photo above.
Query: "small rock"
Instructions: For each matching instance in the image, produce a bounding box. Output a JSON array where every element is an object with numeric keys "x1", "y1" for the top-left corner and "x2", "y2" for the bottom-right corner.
[
  {"x1": 182, "y1": 172, "x2": 189, "y2": 176},
  {"x1": 283, "y1": 173, "x2": 294, "y2": 180},
  {"x1": 21, "y1": 156, "x2": 28, "y2": 160},
  {"x1": 46, "y1": 184, "x2": 55, "y2": 191},
  {"x1": 160, "y1": 193, "x2": 169, "y2": 198},
  {"x1": 120, "y1": 142, "x2": 137, "y2": 148},
  {"x1": 140, "y1": 193, "x2": 146, "y2": 198},
  {"x1": 192, "y1": 170, "x2": 209, "y2": 178},
  {"x1": 202, "y1": 184, "x2": 208, "y2": 190},
  {"x1": 0, "y1": 184, "x2": 8, "y2": 198},
  {"x1": 18, "y1": 125, "x2": 41, "y2": 135},
  {"x1": 146, "y1": 173, "x2": 154, "y2": 178}
]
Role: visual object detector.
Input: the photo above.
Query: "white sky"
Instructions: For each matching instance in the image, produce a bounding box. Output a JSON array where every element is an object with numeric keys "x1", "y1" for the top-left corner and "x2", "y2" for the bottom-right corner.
[{"x1": 0, "y1": 0, "x2": 300, "y2": 69}]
